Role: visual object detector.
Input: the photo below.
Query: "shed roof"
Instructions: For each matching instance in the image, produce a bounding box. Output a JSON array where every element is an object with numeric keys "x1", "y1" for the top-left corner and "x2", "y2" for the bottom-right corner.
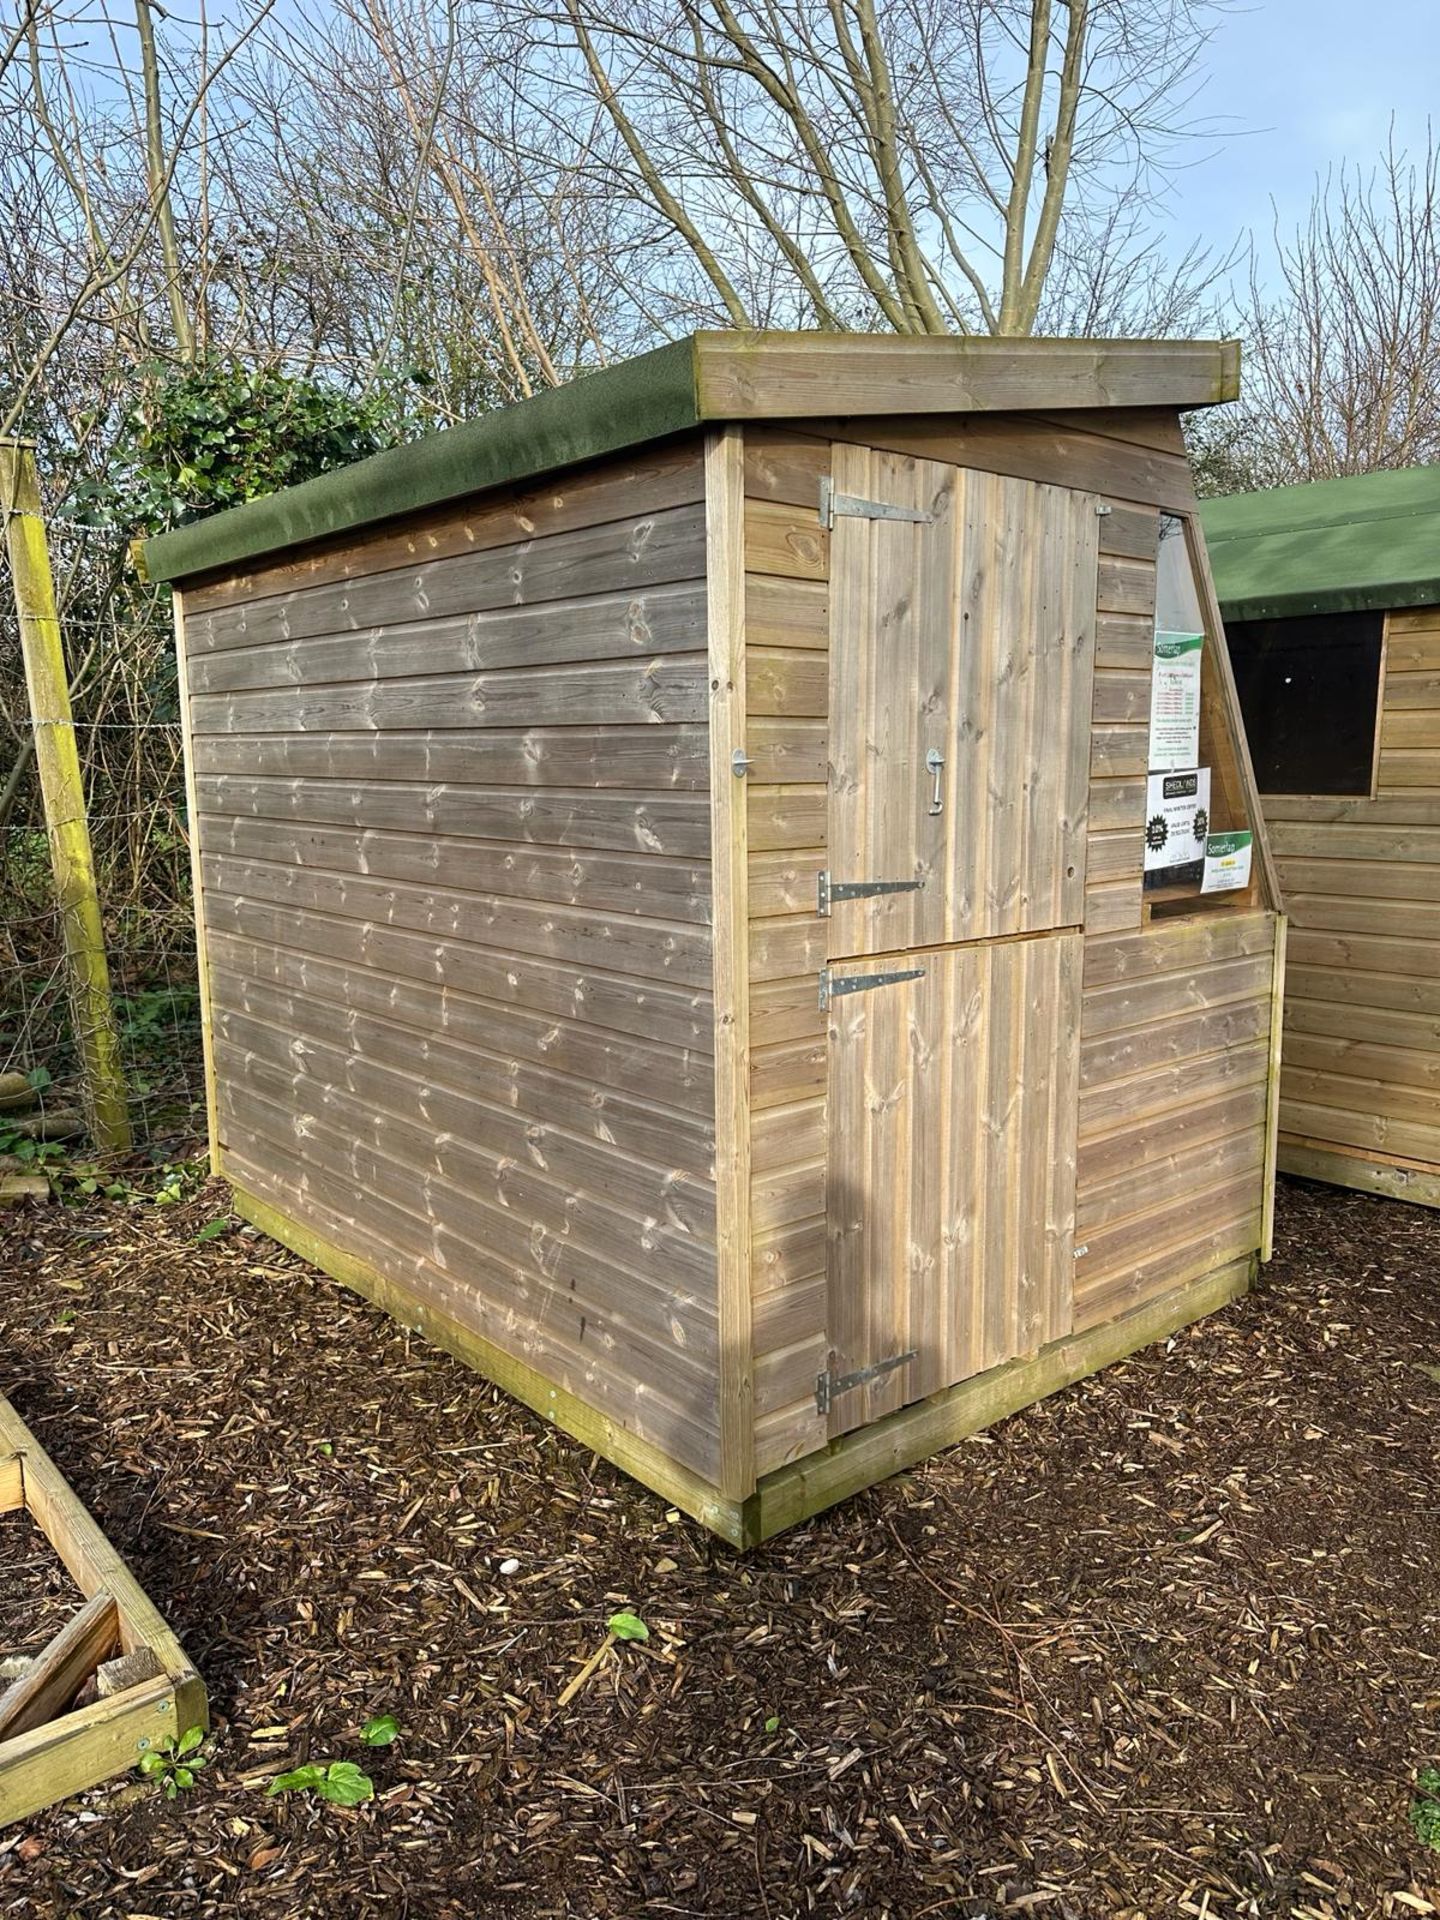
[
  {"x1": 1202, "y1": 463, "x2": 1440, "y2": 623},
  {"x1": 143, "y1": 331, "x2": 1238, "y2": 585}
]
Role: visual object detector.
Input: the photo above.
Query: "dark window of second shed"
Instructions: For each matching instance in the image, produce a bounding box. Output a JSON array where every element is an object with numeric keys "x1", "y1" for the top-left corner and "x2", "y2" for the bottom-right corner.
[{"x1": 1224, "y1": 611, "x2": 1385, "y2": 795}]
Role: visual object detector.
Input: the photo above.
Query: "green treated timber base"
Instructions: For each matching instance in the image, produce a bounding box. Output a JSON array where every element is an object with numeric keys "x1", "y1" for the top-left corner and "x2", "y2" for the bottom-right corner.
[
  {"x1": 1278, "y1": 1140, "x2": 1440, "y2": 1211},
  {"x1": 233, "y1": 1183, "x2": 1256, "y2": 1548},
  {"x1": 745, "y1": 1254, "x2": 1256, "y2": 1542}
]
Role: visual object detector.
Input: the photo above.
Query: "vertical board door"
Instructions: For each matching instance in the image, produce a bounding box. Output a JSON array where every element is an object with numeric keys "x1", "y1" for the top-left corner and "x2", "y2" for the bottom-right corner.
[
  {"x1": 824, "y1": 932, "x2": 1082, "y2": 1438},
  {"x1": 827, "y1": 449, "x2": 1099, "y2": 957}
]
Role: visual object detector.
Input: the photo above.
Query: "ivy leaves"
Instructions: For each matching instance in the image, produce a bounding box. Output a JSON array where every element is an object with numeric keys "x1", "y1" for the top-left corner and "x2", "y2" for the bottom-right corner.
[{"x1": 71, "y1": 359, "x2": 424, "y2": 536}]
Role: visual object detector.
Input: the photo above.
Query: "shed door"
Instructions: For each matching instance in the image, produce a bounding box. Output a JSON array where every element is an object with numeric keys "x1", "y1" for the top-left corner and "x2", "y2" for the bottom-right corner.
[
  {"x1": 826, "y1": 448, "x2": 1099, "y2": 957},
  {"x1": 823, "y1": 932, "x2": 1081, "y2": 1438}
]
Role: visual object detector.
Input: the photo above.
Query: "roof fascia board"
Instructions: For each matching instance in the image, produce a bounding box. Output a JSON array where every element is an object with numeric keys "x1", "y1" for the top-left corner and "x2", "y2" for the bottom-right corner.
[
  {"x1": 1218, "y1": 582, "x2": 1440, "y2": 623},
  {"x1": 691, "y1": 333, "x2": 1240, "y2": 417}
]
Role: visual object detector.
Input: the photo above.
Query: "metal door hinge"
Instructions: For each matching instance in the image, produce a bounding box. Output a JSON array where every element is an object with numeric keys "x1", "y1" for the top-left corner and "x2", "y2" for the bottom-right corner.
[
  {"x1": 816, "y1": 1349, "x2": 918, "y2": 1415},
  {"x1": 818, "y1": 964, "x2": 925, "y2": 1010},
  {"x1": 817, "y1": 869, "x2": 924, "y2": 916},
  {"x1": 819, "y1": 476, "x2": 935, "y2": 531}
]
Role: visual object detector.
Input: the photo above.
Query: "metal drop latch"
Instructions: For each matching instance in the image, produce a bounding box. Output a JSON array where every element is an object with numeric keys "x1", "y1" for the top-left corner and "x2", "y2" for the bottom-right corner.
[{"x1": 925, "y1": 746, "x2": 945, "y2": 815}]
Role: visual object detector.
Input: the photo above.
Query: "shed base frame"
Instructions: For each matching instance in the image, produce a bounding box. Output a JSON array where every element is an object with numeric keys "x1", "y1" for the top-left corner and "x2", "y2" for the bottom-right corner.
[
  {"x1": 0, "y1": 1394, "x2": 208, "y2": 1826},
  {"x1": 234, "y1": 1184, "x2": 1255, "y2": 1547},
  {"x1": 1278, "y1": 1140, "x2": 1440, "y2": 1211}
]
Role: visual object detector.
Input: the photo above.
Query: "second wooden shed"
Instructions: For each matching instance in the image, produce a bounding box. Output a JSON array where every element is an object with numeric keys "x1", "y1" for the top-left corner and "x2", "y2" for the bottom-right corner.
[
  {"x1": 1205, "y1": 464, "x2": 1440, "y2": 1209},
  {"x1": 145, "y1": 333, "x2": 1285, "y2": 1544}
]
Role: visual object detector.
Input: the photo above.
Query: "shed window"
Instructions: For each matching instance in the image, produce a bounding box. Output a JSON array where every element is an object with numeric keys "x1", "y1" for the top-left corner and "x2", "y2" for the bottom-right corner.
[{"x1": 1224, "y1": 611, "x2": 1384, "y2": 796}]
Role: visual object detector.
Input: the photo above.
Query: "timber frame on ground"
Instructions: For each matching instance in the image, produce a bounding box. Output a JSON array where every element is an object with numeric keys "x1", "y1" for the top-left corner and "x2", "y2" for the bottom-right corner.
[{"x1": 0, "y1": 1392, "x2": 207, "y2": 1825}]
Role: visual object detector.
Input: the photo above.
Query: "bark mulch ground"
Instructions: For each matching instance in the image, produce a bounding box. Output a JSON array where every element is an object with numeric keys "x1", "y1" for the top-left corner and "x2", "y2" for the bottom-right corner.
[{"x1": 0, "y1": 1175, "x2": 1437, "y2": 1919}]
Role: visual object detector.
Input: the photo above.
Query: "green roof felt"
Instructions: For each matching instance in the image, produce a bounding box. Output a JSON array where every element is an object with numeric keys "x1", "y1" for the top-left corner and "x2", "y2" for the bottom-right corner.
[
  {"x1": 1201, "y1": 464, "x2": 1440, "y2": 622},
  {"x1": 143, "y1": 337, "x2": 700, "y2": 587},
  {"x1": 143, "y1": 331, "x2": 1238, "y2": 585}
]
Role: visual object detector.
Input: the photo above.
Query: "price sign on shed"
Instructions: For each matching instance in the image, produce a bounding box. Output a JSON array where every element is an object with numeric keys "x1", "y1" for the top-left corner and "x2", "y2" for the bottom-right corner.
[{"x1": 1149, "y1": 631, "x2": 1203, "y2": 770}]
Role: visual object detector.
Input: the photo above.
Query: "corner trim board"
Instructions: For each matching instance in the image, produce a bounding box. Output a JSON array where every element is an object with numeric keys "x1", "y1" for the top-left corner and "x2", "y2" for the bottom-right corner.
[
  {"x1": 172, "y1": 587, "x2": 221, "y2": 1172},
  {"x1": 705, "y1": 426, "x2": 756, "y2": 1501}
]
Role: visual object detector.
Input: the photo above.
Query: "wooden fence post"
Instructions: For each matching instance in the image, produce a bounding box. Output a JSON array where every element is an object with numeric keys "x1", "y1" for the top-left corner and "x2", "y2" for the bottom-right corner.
[{"x1": 0, "y1": 441, "x2": 131, "y2": 1153}]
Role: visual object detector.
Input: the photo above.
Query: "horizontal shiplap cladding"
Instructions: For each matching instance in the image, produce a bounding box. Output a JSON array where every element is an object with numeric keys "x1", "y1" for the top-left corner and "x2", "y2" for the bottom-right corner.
[
  {"x1": 180, "y1": 437, "x2": 709, "y2": 611},
  {"x1": 186, "y1": 584, "x2": 707, "y2": 694},
  {"x1": 1074, "y1": 911, "x2": 1275, "y2": 1324},
  {"x1": 216, "y1": 1063, "x2": 720, "y2": 1324},
  {"x1": 190, "y1": 726, "x2": 710, "y2": 792},
  {"x1": 187, "y1": 501, "x2": 708, "y2": 651},
  {"x1": 203, "y1": 893, "x2": 714, "y2": 1054},
  {"x1": 206, "y1": 927, "x2": 715, "y2": 1115},
  {"x1": 194, "y1": 772, "x2": 711, "y2": 857},
  {"x1": 211, "y1": 995, "x2": 716, "y2": 1250},
  {"x1": 189, "y1": 656, "x2": 710, "y2": 737},
  {"x1": 198, "y1": 814, "x2": 711, "y2": 926},
  {"x1": 200, "y1": 852, "x2": 714, "y2": 989},
  {"x1": 210, "y1": 965, "x2": 715, "y2": 1181},
  {"x1": 186, "y1": 436, "x2": 727, "y2": 1490},
  {"x1": 222, "y1": 1147, "x2": 722, "y2": 1481}
]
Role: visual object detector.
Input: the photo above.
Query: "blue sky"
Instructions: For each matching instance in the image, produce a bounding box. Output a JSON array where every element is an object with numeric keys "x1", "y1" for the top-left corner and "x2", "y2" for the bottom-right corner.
[{"x1": 1167, "y1": 0, "x2": 1438, "y2": 265}]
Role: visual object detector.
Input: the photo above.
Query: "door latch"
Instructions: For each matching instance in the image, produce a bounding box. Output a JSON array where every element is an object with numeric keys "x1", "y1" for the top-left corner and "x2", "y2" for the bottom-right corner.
[{"x1": 925, "y1": 746, "x2": 945, "y2": 815}]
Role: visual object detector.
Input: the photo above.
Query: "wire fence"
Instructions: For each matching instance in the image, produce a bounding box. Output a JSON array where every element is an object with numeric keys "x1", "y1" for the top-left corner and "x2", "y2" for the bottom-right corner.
[{"x1": 1, "y1": 511, "x2": 206, "y2": 1176}]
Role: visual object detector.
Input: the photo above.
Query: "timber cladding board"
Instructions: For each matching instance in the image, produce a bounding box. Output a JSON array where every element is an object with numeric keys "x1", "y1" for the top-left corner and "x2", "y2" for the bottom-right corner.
[
  {"x1": 1086, "y1": 502, "x2": 1158, "y2": 934},
  {"x1": 1074, "y1": 911, "x2": 1277, "y2": 1322},
  {"x1": 179, "y1": 369, "x2": 1274, "y2": 1535}
]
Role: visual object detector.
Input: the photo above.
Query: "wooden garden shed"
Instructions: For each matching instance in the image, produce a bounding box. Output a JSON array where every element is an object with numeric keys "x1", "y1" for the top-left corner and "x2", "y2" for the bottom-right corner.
[
  {"x1": 144, "y1": 333, "x2": 1285, "y2": 1545},
  {"x1": 1204, "y1": 464, "x2": 1440, "y2": 1209}
]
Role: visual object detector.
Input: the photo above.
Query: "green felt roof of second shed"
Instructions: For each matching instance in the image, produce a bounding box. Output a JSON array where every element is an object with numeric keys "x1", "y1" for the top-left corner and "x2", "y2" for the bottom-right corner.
[{"x1": 1202, "y1": 462, "x2": 1440, "y2": 622}]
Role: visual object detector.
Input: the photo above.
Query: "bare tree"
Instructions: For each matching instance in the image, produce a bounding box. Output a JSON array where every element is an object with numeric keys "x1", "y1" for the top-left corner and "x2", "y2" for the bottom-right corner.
[
  {"x1": 1, "y1": 0, "x2": 279, "y2": 437},
  {"x1": 206, "y1": 0, "x2": 644, "y2": 414},
  {"x1": 503, "y1": 0, "x2": 1231, "y2": 337},
  {"x1": 1192, "y1": 131, "x2": 1440, "y2": 492}
]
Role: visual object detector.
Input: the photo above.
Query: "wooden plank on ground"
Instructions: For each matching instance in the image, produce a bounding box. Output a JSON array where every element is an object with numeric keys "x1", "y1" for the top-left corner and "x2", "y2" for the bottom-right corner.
[{"x1": 0, "y1": 1592, "x2": 119, "y2": 1742}]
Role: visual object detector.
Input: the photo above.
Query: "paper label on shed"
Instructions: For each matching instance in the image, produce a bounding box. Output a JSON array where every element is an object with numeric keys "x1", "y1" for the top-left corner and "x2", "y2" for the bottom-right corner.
[
  {"x1": 1202, "y1": 830, "x2": 1253, "y2": 893},
  {"x1": 1149, "y1": 631, "x2": 1203, "y2": 770}
]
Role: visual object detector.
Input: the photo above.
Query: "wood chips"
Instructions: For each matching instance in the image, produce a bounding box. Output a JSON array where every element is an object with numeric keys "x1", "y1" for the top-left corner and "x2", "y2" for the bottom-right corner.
[{"x1": 0, "y1": 1176, "x2": 1437, "y2": 1917}]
